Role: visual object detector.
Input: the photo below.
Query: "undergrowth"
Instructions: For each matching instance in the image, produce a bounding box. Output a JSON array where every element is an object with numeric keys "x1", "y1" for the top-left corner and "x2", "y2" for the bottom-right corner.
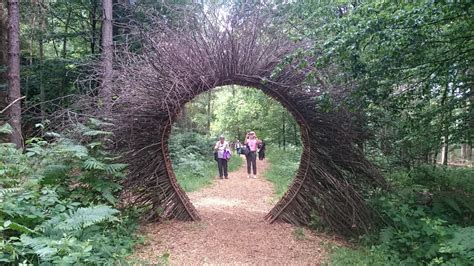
[
  {"x1": 329, "y1": 165, "x2": 474, "y2": 265},
  {"x1": 0, "y1": 119, "x2": 140, "y2": 264},
  {"x1": 169, "y1": 131, "x2": 243, "y2": 192},
  {"x1": 263, "y1": 145, "x2": 302, "y2": 198}
]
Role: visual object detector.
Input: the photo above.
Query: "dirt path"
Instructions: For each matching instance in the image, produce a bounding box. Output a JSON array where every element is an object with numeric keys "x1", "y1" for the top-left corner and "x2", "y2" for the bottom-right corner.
[{"x1": 133, "y1": 156, "x2": 341, "y2": 265}]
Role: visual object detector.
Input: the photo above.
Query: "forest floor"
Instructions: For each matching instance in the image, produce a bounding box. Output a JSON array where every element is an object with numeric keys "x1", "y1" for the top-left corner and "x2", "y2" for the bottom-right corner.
[{"x1": 133, "y1": 156, "x2": 343, "y2": 265}]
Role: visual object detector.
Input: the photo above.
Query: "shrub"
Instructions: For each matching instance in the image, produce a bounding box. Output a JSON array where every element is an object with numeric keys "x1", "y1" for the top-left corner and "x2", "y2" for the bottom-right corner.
[
  {"x1": 329, "y1": 166, "x2": 474, "y2": 265},
  {"x1": 0, "y1": 120, "x2": 139, "y2": 264}
]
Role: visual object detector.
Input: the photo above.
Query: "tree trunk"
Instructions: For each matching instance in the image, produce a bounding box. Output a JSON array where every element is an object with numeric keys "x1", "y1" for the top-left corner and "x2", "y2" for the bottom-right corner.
[
  {"x1": 38, "y1": 1, "x2": 46, "y2": 121},
  {"x1": 433, "y1": 150, "x2": 438, "y2": 165},
  {"x1": 7, "y1": 0, "x2": 22, "y2": 148},
  {"x1": 293, "y1": 122, "x2": 298, "y2": 146},
  {"x1": 441, "y1": 140, "x2": 448, "y2": 166},
  {"x1": 438, "y1": 74, "x2": 450, "y2": 166},
  {"x1": 282, "y1": 110, "x2": 286, "y2": 150},
  {"x1": 0, "y1": 2, "x2": 8, "y2": 120},
  {"x1": 60, "y1": 7, "x2": 72, "y2": 99},
  {"x1": 206, "y1": 90, "x2": 211, "y2": 134},
  {"x1": 25, "y1": 1, "x2": 36, "y2": 104},
  {"x1": 461, "y1": 143, "x2": 467, "y2": 162},
  {"x1": 99, "y1": 0, "x2": 113, "y2": 112},
  {"x1": 90, "y1": 0, "x2": 98, "y2": 54},
  {"x1": 467, "y1": 144, "x2": 472, "y2": 162}
]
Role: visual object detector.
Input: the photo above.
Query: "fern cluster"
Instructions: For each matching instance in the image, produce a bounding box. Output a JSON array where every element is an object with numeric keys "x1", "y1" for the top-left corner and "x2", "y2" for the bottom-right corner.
[{"x1": 0, "y1": 119, "x2": 139, "y2": 264}]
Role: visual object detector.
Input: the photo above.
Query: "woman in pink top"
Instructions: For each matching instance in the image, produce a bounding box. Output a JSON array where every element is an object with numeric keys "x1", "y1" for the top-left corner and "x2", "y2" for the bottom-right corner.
[{"x1": 244, "y1": 131, "x2": 261, "y2": 178}]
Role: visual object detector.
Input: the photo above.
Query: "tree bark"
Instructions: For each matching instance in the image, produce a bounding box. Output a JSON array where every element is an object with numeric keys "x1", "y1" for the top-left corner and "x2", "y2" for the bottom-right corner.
[
  {"x1": 7, "y1": 0, "x2": 22, "y2": 148},
  {"x1": 467, "y1": 144, "x2": 472, "y2": 162},
  {"x1": 282, "y1": 110, "x2": 286, "y2": 150},
  {"x1": 293, "y1": 121, "x2": 298, "y2": 146},
  {"x1": 438, "y1": 75, "x2": 450, "y2": 165},
  {"x1": 0, "y1": 2, "x2": 8, "y2": 117},
  {"x1": 25, "y1": 1, "x2": 36, "y2": 103},
  {"x1": 60, "y1": 7, "x2": 72, "y2": 99},
  {"x1": 206, "y1": 90, "x2": 211, "y2": 134},
  {"x1": 90, "y1": 0, "x2": 98, "y2": 54},
  {"x1": 441, "y1": 140, "x2": 448, "y2": 166},
  {"x1": 99, "y1": 0, "x2": 113, "y2": 112},
  {"x1": 38, "y1": 0, "x2": 46, "y2": 121}
]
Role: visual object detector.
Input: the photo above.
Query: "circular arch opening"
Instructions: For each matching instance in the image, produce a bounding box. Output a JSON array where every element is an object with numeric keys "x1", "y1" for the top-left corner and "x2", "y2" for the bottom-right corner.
[
  {"x1": 168, "y1": 85, "x2": 304, "y2": 215},
  {"x1": 158, "y1": 80, "x2": 311, "y2": 224}
]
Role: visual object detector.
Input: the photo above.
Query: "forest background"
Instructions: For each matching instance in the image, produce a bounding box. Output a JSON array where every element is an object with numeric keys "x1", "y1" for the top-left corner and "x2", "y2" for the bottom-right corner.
[{"x1": 0, "y1": 0, "x2": 473, "y2": 264}]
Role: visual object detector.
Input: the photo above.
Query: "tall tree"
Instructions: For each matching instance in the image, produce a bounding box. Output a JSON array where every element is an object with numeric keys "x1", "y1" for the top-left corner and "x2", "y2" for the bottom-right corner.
[
  {"x1": 0, "y1": 3, "x2": 8, "y2": 117},
  {"x1": 7, "y1": 0, "x2": 22, "y2": 148},
  {"x1": 100, "y1": 0, "x2": 113, "y2": 111},
  {"x1": 89, "y1": 0, "x2": 99, "y2": 54},
  {"x1": 37, "y1": 0, "x2": 46, "y2": 121},
  {"x1": 206, "y1": 90, "x2": 211, "y2": 134}
]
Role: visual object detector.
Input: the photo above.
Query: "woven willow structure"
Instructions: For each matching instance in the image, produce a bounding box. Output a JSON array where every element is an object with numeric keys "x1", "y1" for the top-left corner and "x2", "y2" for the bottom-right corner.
[{"x1": 107, "y1": 8, "x2": 387, "y2": 235}]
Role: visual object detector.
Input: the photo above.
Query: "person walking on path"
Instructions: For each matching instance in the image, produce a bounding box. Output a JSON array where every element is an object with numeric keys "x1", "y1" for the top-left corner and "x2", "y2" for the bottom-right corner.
[
  {"x1": 235, "y1": 139, "x2": 242, "y2": 155},
  {"x1": 244, "y1": 131, "x2": 261, "y2": 178},
  {"x1": 258, "y1": 140, "x2": 266, "y2": 160},
  {"x1": 214, "y1": 135, "x2": 230, "y2": 179}
]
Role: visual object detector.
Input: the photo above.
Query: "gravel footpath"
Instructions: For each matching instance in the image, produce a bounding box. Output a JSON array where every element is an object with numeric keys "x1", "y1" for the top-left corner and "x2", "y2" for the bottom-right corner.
[{"x1": 133, "y1": 156, "x2": 343, "y2": 265}]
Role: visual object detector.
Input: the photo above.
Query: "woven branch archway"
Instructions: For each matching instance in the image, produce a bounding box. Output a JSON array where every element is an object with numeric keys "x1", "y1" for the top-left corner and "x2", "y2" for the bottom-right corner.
[{"x1": 108, "y1": 9, "x2": 386, "y2": 235}]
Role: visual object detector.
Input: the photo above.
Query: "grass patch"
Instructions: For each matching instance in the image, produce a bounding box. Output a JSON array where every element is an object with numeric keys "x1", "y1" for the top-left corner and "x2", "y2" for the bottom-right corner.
[
  {"x1": 175, "y1": 154, "x2": 243, "y2": 192},
  {"x1": 292, "y1": 227, "x2": 306, "y2": 240},
  {"x1": 264, "y1": 145, "x2": 302, "y2": 198},
  {"x1": 329, "y1": 246, "x2": 395, "y2": 266}
]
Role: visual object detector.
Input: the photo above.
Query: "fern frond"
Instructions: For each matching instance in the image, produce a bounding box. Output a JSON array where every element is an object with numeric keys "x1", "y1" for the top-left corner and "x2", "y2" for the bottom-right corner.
[
  {"x1": 56, "y1": 143, "x2": 89, "y2": 159},
  {"x1": 88, "y1": 118, "x2": 114, "y2": 128},
  {"x1": 0, "y1": 187, "x2": 24, "y2": 199},
  {"x1": 20, "y1": 235, "x2": 58, "y2": 259},
  {"x1": 4, "y1": 220, "x2": 36, "y2": 234},
  {"x1": 83, "y1": 159, "x2": 106, "y2": 170},
  {"x1": 82, "y1": 130, "x2": 113, "y2": 137},
  {"x1": 104, "y1": 163, "x2": 127, "y2": 174},
  {"x1": 57, "y1": 205, "x2": 119, "y2": 231},
  {"x1": 87, "y1": 141, "x2": 103, "y2": 149},
  {"x1": 0, "y1": 123, "x2": 13, "y2": 134}
]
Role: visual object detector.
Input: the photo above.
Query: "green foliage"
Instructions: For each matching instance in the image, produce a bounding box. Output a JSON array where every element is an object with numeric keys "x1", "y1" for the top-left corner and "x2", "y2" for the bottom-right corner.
[
  {"x1": 0, "y1": 120, "x2": 139, "y2": 264},
  {"x1": 329, "y1": 166, "x2": 474, "y2": 265},
  {"x1": 175, "y1": 86, "x2": 301, "y2": 148},
  {"x1": 263, "y1": 145, "x2": 301, "y2": 198},
  {"x1": 292, "y1": 227, "x2": 306, "y2": 241},
  {"x1": 0, "y1": 124, "x2": 13, "y2": 135},
  {"x1": 283, "y1": 0, "x2": 473, "y2": 168},
  {"x1": 211, "y1": 86, "x2": 301, "y2": 146}
]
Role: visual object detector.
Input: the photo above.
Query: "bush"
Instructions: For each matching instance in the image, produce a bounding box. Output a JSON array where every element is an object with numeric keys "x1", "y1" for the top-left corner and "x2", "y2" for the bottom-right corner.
[
  {"x1": 329, "y1": 166, "x2": 474, "y2": 265},
  {"x1": 0, "y1": 120, "x2": 139, "y2": 264}
]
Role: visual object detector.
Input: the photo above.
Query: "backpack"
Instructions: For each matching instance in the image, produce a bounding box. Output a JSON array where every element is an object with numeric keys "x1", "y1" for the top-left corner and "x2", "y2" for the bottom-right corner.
[{"x1": 241, "y1": 144, "x2": 250, "y2": 155}]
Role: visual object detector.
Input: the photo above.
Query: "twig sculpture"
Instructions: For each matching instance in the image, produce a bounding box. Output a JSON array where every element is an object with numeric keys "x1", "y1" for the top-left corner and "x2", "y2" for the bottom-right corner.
[{"x1": 105, "y1": 7, "x2": 387, "y2": 235}]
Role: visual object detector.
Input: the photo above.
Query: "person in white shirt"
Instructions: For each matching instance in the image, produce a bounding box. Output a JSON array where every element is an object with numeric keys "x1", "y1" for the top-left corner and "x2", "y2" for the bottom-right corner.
[{"x1": 213, "y1": 135, "x2": 230, "y2": 179}]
